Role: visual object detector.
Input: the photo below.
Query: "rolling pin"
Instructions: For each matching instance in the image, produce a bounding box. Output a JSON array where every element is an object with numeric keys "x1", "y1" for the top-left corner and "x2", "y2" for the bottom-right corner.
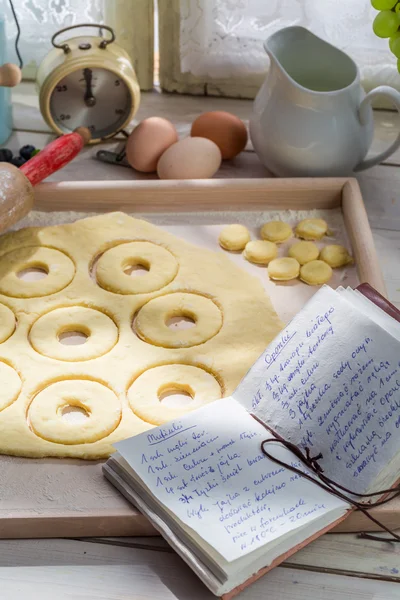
[
  {"x1": 0, "y1": 63, "x2": 22, "y2": 88},
  {"x1": 0, "y1": 127, "x2": 91, "y2": 232}
]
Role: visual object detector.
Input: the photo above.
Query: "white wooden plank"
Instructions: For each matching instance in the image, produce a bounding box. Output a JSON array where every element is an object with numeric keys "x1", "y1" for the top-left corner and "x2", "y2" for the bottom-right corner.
[{"x1": 0, "y1": 539, "x2": 398, "y2": 600}]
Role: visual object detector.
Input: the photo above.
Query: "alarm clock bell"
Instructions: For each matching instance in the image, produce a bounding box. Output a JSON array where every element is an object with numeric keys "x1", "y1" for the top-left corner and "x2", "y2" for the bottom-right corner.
[{"x1": 36, "y1": 24, "x2": 140, "y2": 143}]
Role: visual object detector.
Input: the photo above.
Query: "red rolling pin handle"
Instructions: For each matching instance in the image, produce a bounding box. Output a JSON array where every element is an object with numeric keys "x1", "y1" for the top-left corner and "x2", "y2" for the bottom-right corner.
[{"x1": 20, "y1": 127, "x2": 91, "y2": 187}]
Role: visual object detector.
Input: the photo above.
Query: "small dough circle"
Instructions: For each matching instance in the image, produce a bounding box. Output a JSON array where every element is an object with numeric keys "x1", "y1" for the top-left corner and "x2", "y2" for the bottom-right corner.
[
  {"x1": 30, "y1": 306, "x2": 119, "y2": 361},
  {"x1": 0, "y1": 303, "x2": 16, "y2": 343},
  {"x1": 244, "y1": 240, "x2": 278, "y2": 265},
  {"x1": 128, "y1": 364, "x2": 222, "y2": 425},
  {"x1": 0, "y1": 362, "x2": 21, "y2": 411},
  {"x1": 135, "y1": 292, "x2": 223, "y2": 348},
  {"x1": 319, "y1": 245, "x2": 352, "y2": 268},
  {"x1": 219, "y1": 224, "x2": 250, "y2": 251},
  {"x1": 288, "y1": 241, "x2": 320, "y2": 265},
  {"x1": 0, "y1": 247, "x2": 75, "y2": 298},
  {"x1": 96, "y1": 241, "x2": 178, "y2": 295},
  {"x1": 295, "y1": 219, "x2": 328, "y2": 241},
  {"x1": 260, "y1": 221, "x2": 292, "y2": 244},
  {"x1": 268, "y1": 257, "x2": 300, "y2": 281},
  {"x1": 300, "y1": 260, "x2": 333, "y2": 286},
  {"x1": 28, "y1": 379, "x2": 121, "y2": 445}
]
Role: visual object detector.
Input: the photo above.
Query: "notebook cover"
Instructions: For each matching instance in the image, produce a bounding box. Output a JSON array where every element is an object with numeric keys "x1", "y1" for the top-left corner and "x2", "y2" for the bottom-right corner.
[{"x1": 356, "y1": 283, "x2": 400, "y2": 323}]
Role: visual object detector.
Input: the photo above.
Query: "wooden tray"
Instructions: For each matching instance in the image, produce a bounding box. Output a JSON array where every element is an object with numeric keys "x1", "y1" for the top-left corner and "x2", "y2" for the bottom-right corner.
[{"x1": 0, "y1": 177, "x2": 395, "y2": 539}]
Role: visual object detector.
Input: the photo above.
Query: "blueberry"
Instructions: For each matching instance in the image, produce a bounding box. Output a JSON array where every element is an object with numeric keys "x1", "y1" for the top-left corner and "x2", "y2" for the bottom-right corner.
[
  {"x1": 11, "y1": 156, "x2": 26, "y2": 168},
  {"x1": 19, "y1": 145, "x2": 36, "y2": 160},
  {"x1": 0, "y1": 148, "x2": 13, "y2": 162}
]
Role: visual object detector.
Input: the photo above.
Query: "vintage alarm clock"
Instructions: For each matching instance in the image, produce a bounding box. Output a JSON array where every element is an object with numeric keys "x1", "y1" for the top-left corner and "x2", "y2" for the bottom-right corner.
[{"x1": 36, "y1": 24, "x2": 140, "y2": 143}]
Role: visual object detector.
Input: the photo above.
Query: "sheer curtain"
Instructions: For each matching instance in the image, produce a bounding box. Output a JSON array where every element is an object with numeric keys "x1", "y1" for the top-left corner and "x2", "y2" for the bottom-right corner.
[{"x1": 179, "y1": 0, "x2": 400, "y2": 90}]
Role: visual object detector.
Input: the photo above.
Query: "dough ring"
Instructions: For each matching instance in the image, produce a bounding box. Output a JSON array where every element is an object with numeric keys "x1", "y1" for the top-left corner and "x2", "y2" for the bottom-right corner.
[
  {"x1": 0, "y1": 247, "x2": 75, "y2": 298},
  {"x1": 288, "y1": 241, "x2": 319, "y2": 265},
  {"x1": 28, "y1": 379, "x2": 121, "y2": 445},
  {"x1": 0, "y1": 361, "x2": 21, "y2": 411},
  {"x1": 0, "y1": 303, "x2": 16, "y2": 343},
  {"x1": 268, "y1": 257, "x2": 300, "y2": 281},
  {"x1": 219, "y1": 225, "x2": 250, "y2": 251},
  {"x1": 244, "y1": 240, "x2": 277, "y2": 265},
  {"x1": 96, "y1": 241, "x2": 178, "y2": 295},
  {"x1": 135, "y1": 292, "x2": 223, "y2": 348},
  {"x1": 261, "y1": 221, "x2": 292, "y2": 244},
  {"x1": 319, "y1": 245, "x2": 353, "y2": 268},
  {"x1": 300, "y1": 260, "x2": 333, "y2": 285},
  {"x1": 128, "y1": 364, "x2": 222, "y2": 425},
  {"x1": 295, "y1": 219, "x2": 328, "y2": 241},
  {"x1": 30, "y1": 306, "x2": 119, "y2": 361}
]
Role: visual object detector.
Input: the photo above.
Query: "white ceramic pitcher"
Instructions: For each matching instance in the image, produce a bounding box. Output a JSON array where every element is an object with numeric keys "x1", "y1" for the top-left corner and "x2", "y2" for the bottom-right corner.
[{"x1": 250, "y1": 26, "x2": 400, "y2": 177}]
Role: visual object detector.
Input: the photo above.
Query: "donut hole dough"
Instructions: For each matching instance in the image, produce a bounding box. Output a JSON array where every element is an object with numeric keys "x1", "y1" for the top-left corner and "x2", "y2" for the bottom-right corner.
[
  {"x1": 0, "y1": 361, "x2": 21, "y2": 411},
  {"x1": 244, "y1": 240, "x2": 278, "y2": 265},
  {"x1": 319, "y1": 244, "x2": 353, "y2": 268},
  {"x1": 28, "y1": 379, "x2": 121, "y2": 445},
  {"x1": 128, "y1": 364, "x2": 222, "y2": 425},
  {"x1": 219, "y1": 224, "x2": 250, "y2": 251},
  {"x1": 30, "y1": 306, "x2": 119, "y2": 361},
  {"x1": 268, "y1": 257, "x2": 300, "y2": 281},
  {"x1": 0, "y1": 303, "x2": 16, "y2": 343},
  {"x1": 0, "y1": 247, "x2": 75, "y2": 298},
  {"x1": 288, "y1": 241, "x2": 320, "y2": 265},
  {"x1": 135, "y1": 292, "x2": 222, "y2": 348},
  {"x1": 295, "y1": 218, "x2": 328, "y2": 241},
  {"x1": 300, "y1": 260, "x2": 333, "y2": 286},
  {"x1": 260, "y1": 221, "x2": 292, "y2": 244},
  {"x1": 96, "y1": 241, "x2": 179, "y2": 295}
]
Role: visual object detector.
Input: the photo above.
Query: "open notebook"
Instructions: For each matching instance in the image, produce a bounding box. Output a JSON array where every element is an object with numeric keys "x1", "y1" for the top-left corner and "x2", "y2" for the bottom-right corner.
[{"x1": 104, "y1": 284, "x2": 400, "y2": 598}]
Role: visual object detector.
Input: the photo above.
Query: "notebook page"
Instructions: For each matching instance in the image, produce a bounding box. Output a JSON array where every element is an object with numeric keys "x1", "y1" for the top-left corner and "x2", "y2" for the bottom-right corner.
[
  {"x1": 115, "y1": 398, "x2": 347, "y2": 563},
  {"x1": 234, "y1": 286, "x2": 400, "y2": 495}
]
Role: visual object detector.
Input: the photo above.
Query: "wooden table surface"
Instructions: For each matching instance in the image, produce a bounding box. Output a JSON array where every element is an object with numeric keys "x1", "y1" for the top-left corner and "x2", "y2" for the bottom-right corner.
[{"x1": 0, "y1": 86, "x2": 399, "y2": 599}]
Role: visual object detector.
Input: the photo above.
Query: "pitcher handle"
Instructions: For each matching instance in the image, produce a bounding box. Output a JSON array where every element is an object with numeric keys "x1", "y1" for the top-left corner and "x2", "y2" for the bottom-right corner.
[{"x1": 354, "y1": 85, "x2": 400, "y2": 172}]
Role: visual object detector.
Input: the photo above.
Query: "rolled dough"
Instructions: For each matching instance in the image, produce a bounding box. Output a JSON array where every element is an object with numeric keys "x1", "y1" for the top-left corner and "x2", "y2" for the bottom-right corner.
[{"x1": 0, "y1": 212, "x2": 283, "y2": 459}]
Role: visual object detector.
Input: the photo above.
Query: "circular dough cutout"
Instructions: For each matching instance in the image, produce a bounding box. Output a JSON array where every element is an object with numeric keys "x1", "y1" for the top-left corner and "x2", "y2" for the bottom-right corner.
[
  {"x1": 0, "y1": 361, "x2": 21, "y2": 411},
  {"x1": 268, "y1": 257, "x2": 300, "y2": 281},
  {"x1": 0, "y1": 303, "x2": 16, "y2": 343},
  {"x1": 260, "y1": 221, "x2": 292, "y2": 244},
  {"x1": 0, "y1": 247, "x2": 75, "y2": 298},
  {"x1": 135, "y1": 292, "x2": 222, "y2": 348},
  {"x1": 96, "y1": 241, "x2": 178, "y2": 295},
  {"x1": 219, "y1": 224, "x2": 250, "y2": 251},
  {"x1": 28, "y1": 379, "x2": 121, "y2": 444},
  {"x1": 244, "y1": 240, "x2": 278, "y2": 265},
  {"x1": 128, "y1": 364, "x2": 222, "y2": 425},
  {"x1": 319, "y1": 245, "x2": 352, "y2": 268},
  {"x1": 30, "y1": 306, "x2": 118, "y2": 361},
  {"x1": 288, "y1": 241, "x2": 319, "y2": 265},
  {"x1": 295, "y1": 219, "x2": 328, "y2": 241},
  {"x1": 300, "y1": 260, "x2": 333, "y2": 286}
]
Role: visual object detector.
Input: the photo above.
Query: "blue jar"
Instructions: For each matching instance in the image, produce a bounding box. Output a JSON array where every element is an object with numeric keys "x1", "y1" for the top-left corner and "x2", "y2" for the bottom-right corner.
[{"x1": 0, "y1": 18, "x2": 12, "y2": 145}]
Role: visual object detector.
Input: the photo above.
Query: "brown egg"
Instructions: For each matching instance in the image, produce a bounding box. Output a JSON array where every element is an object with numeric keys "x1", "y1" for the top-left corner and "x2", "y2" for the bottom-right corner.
[
  {"x1": 191, "y1": 111, "x2": 248, "y2": 160},
  {"x1": 126, "y1": 117, "x2": 178, "y2": 172}
]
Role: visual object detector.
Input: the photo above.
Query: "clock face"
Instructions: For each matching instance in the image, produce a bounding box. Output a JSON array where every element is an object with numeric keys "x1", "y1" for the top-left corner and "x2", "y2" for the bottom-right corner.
[{"x1": 49, "y1": 67, "x2": 132, "y2": 139}]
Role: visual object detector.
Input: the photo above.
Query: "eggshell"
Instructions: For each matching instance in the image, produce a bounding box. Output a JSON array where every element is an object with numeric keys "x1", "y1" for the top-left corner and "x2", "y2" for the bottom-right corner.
[
  {"x1": 157, "y1": 137, "x2": 222, "y2": 180},
  {"x1": 191, "y1": 111, "x2": 248, "y2": 159},
  {"x1": 126, "y1": 117, "x2": 178, "y2": 172}
]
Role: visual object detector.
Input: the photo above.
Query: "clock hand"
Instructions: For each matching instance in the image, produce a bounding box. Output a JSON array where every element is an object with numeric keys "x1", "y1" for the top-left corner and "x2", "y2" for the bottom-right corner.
[{"x1": 83, "y1": 68, "x2": 96, "y2": 107}]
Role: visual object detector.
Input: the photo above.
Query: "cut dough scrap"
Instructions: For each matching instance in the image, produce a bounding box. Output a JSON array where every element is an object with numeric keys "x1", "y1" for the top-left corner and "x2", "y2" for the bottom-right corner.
[
  {"x1": 0, "y1": 212, "x2": 283, "y2": 458},
  {"x1": 295, "y1": 218, "x2": 328, "y2": 241},
  {"x1": 0, "y1": 303, "x2": 16, "y2": 343},
  {"x1": 260, "y1": 221, "x2": 292, "y2": 243},
  {"x1": 128, "y1": 364, "x2": 222, "y2": 425},
  {"x1": 244, "y1": 240, "x2": 278, "y2": 265},
  {"x1": 30, "y1": 306, "x2": 119, "y2": 361},
  {"x1": 219, "y1": 224, "x2": 250, "y2": 251},
  {"x1": 0, "y1": 361, "x2": 21, "y2": 411},
  {"x1": 268, "y1": 257, "x2": 300, "y2": 281},
  {"x1": 319, "y1": 244, "x2": 353, "y2": 268},
  {"x1": 135, "y1": 292, "x2": 222, "y2": 348},
  {"x1": 300, "y1": 260, "x2": 333, "y2": 285},
  {"x1": 288, "y1": 241, "x2": 319, "y2": 265}
]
